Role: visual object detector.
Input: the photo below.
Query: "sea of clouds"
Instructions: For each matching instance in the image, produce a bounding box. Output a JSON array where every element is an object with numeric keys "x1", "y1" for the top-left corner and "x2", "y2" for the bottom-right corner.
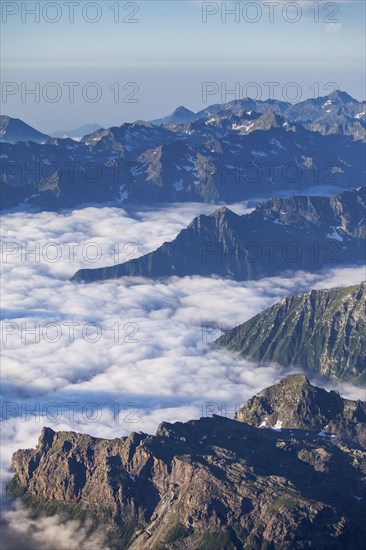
[{"x1": 1, "y1": 202, "x2": 365, "y2": 549}]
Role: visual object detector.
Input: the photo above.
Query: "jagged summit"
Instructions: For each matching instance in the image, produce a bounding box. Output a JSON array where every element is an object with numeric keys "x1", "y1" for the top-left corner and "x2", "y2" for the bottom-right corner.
[
  {"x1": 235, "y1": 373, "x2": 366, "y2": 448},
  {"x1": 251, "y1": 109, "x2": 288, "y2": 129},
  {"x1": 211, "y1": 205, "x2": 236, "y2": 217}
]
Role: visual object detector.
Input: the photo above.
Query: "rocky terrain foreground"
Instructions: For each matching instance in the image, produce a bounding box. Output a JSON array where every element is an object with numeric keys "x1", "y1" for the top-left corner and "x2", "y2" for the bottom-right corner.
[
  {"x1": 217, "y1": 283, "x2": 366, "y2": 384},
  {"x1": 9, "y1": 375, "x2": 366, "y2": 549}
]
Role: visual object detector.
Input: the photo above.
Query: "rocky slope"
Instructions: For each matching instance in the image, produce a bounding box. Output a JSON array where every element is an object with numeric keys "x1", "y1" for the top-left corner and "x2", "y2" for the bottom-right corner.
[
  {"x1": 72, "y1": 186, "x2": 366, "y2": 282},
  {"x1": 235, "y1": 374, "x2": 366, "y2": 448},
  {"x1": 216, "y1": 283, "x2": 366, "y2": 383},
  {"x1": 1, "y1": 91, "x2": 365, "y2": 210},
  {"x1": 9, "y1": 378, "x2": 366, "y2": 549}
]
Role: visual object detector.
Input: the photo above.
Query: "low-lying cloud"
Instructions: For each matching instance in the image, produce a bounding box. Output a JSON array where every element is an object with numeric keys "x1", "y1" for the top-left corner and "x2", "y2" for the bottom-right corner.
[
  {"x1": 1, "y1": 202, "x2": 365, "y2": 548},
  {"x1": 1, "y1": 501, "x2": 109, "y2": 550}
]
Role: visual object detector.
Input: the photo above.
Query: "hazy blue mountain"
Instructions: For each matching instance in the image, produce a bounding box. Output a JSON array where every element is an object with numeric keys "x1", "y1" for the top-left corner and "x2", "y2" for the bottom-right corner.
[
  {"x1": 195, "y1": 90, "x2": 366, "y2": 140},
  {"x1": 151, "y1": 105, "x2": 196, "y2": 125},
  {"x1": 0, "y1": 115, "x2": 50, "y2": 144},
  {"x1": 50, "y1": 123, "x2": 103, "y2": 140}
]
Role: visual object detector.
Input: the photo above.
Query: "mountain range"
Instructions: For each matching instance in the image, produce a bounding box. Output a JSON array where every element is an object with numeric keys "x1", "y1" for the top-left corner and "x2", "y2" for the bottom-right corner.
[
  {"x1": 155, "y1": 91, "x2": 365, "y2": 139},
  {"x1": 216, "y1": 283, "x2": 366, "y2": 384},
  {"x1": 1, "y1": 90, "x2": 365, "y2": 211},
  {"x1": 9, "y1": 375, "x2": 366, "y2": 549},
  {"x1": 72, "y1": 186, "x2": 366, "y2": 282}
]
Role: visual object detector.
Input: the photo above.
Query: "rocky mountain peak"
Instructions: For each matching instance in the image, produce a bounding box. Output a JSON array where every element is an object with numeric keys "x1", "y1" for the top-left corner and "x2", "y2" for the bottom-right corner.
[
  {"x1": 72, "y1": 187, "x2": 365, "y2": 283},
  {"x1": 186, "y1": 205, "x2": 238, "y2": 232},
  {"x1": 172, "y1": 105, "x2": 195, "y2": 117},
  {"x1": 151, "y1": 105, "x2": 196, "y2": 126},
  {"x1": 271, "y1": 372, "x2": 310, "y2": 389},
  {"x1": 212, "y1": 205, "x2": 235, "y2": 217},
  {"x1": 235, "y1": 373, "x2": 366, "y2": 448},
  {"x1": 251, "y1": 109, "x2": 285, "y2": 130},
  {"x1": 38, "y1": 426, "x2": 56, "y2": 450},
  {"x1": 329, "y1": 90, "x2": 359, "y2": 104}
]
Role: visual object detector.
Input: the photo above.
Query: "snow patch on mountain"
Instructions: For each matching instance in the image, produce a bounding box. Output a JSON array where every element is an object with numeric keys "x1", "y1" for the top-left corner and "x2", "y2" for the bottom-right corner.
[{"x1": 326, "y1": 227, "x2": 343, "y2": 242}]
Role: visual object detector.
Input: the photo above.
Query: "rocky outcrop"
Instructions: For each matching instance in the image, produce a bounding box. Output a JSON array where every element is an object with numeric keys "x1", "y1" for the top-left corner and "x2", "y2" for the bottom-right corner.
[
  {"x1": 216, "y1": 283, "x2": 366, "y2": 383},
  {"x1": 235, "y1": 374, "x2": 366, "y2": 448},
  {"x1": 9, "y1": 378, "x2": 366, "y2": 549}
]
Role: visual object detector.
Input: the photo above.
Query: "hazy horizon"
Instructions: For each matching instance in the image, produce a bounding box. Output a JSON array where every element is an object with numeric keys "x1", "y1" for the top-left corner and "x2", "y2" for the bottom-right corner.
[{"x1": 1, "y1": 0, "x2": 365, "y2": 132}]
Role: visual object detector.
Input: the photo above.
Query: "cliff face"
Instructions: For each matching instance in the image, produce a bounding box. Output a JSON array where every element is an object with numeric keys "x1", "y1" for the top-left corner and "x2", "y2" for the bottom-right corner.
[
  {"x1": 216, "y1": 283, "x2": 366, "y2": 383},
  {"x1": 10, "y1": 378, "x2": 366, "y2": 549}
]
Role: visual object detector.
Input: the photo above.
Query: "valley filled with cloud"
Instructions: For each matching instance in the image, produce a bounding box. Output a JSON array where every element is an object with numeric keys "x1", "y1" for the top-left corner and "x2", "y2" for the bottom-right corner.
[{"x1": 1, "y1": 203, "x2": 364, "y2": 493}]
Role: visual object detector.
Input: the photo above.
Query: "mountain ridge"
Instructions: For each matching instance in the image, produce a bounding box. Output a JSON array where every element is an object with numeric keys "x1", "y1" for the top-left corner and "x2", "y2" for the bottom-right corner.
[
  {"x1": 216, "y1": 282, "x2": 366, "y2": 383},
  {"x1": 71, "y1": 186, "x2": 366, "y2": 282}
]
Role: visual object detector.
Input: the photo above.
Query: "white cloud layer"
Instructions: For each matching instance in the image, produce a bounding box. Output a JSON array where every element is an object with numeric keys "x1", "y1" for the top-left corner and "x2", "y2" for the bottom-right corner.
[
  {"x1": 1, "y1": 501, "x2": 109, "y2": 550},
  {"x1": 1, "y1": 203, "x2": 365, "y2": 547}
]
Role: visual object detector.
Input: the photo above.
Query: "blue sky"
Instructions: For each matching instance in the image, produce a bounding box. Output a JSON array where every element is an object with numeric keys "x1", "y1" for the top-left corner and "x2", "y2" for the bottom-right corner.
[{"x1": 1, "y1": 0, "x2": 365, "y2": 131}]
